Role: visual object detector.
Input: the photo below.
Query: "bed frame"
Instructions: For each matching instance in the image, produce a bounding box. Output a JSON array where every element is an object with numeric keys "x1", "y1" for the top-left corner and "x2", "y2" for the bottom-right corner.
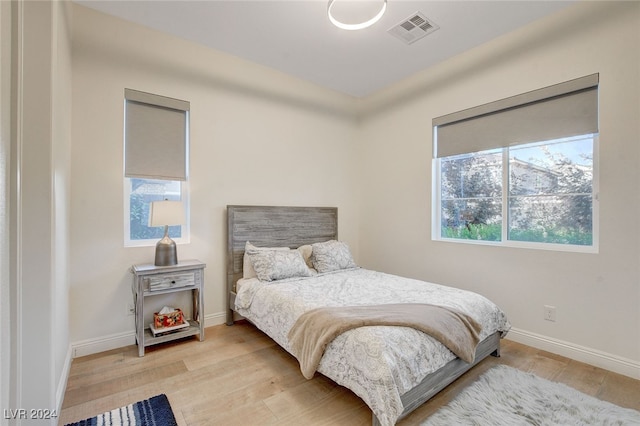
[{"x1": 226, "y1": 205, "x2": 500, "y2": 425}]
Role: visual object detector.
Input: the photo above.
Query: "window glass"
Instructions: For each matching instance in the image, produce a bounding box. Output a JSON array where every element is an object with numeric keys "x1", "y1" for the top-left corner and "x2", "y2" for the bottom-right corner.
[
  {"x1": 435, "y1": 135, "x2": 596, "y2": 250},
  {"x1": 508, "y1": 136, "x2": 593, "y2": 245},
  {"x1": 125, "y1": 178, "x2": 187, "y2": 246},
  {"x1": 440, "y1": 149, "x2": 502, "y2": 241}
]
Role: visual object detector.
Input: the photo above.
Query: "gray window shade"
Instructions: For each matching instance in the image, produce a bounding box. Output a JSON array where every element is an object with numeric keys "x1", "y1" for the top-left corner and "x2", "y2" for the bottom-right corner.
[
  {"x1": 433, "y1": 74, "x2": 599, "y2": 158},
  {"x1": 124, "y1": 88, "x2": 190, "y2": 181}
]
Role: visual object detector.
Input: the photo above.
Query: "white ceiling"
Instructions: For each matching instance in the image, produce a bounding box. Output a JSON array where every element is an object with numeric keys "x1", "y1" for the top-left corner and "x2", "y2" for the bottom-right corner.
[{"x1": 75, "y1": 0, "x2": 574, "y2": 98}]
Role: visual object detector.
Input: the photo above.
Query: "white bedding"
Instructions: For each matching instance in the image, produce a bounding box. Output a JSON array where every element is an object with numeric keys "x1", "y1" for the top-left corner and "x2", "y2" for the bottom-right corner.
[{"x1": 235, "y1": 268, "x2": 511, "y2": 426}]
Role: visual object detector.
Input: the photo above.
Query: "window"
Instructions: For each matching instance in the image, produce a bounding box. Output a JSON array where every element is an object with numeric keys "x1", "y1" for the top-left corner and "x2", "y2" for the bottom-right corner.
[
  {"x1": 439, "y1": 148, "x2": 503, "y2": 242},
  {"x1": 433, "y1": 75, "x2": 598, "y2": 251},
  {"x1": 437, "y1": 135, "x2": 596, "y2": 248},
  {"x1": 508, "y1": 136, "x2": 594, "y2": 246},
  {"x1": 124, "y1": 178, "x2": 189, "y2": 246},
  {"x1": 123, "y1": 89, "x2": 190, "y2": 246}
]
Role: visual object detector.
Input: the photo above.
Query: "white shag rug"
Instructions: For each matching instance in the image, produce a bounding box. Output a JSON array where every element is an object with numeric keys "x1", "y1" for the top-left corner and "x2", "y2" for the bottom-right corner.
[{"x1": 423, "y1": 365, "x2": 640, "y2": 425}]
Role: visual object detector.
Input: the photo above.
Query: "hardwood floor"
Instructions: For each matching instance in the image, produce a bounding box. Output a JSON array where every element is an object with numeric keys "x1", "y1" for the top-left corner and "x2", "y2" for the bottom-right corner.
[{"x1": 59, "y1": 321, "x2": 640, "y2": 425}]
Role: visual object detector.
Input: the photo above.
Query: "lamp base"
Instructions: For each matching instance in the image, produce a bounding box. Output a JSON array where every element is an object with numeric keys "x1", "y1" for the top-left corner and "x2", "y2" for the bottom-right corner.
[{"x1": 155, "y1": 236, "x2": 178, "y2": 266}]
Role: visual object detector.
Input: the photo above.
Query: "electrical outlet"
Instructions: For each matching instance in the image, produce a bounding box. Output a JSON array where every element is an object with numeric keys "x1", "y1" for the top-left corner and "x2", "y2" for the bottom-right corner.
[
  {"x1": 544, "y1": 305, "x2": 556, "y2": 322},
  {"x1": 127, "y1": 303, "x2": 135, "y2": 316}
]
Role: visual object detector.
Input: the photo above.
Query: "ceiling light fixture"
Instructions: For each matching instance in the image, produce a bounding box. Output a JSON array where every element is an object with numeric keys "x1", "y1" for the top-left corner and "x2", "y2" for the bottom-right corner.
[{"x1": 328, "y1": 0, "x2": 388, "y2": 31}]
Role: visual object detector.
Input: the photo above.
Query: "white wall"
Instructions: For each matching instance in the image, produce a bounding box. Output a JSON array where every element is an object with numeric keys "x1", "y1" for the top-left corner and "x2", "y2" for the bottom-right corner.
[
  {"x1": 0, "y1": 0, "x2": 12, "y2": 421},
  {"x1": 70, "y1": 5, "x2": 360, "y2": 347},
  {"x1": 6, "y1": 0, "x2": 73, "y2": 420},
  {"x1": 52, "y1": 0, "x2": 73, "y2": 408},
  {"x1": 357, "y1": 2, "x2": 640, "y2": 376}
]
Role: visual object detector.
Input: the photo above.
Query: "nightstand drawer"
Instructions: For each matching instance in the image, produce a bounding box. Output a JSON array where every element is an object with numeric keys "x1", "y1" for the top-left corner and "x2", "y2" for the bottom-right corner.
[{"x1": 147, "y1": 271, "x2": 195, "y2": 291}]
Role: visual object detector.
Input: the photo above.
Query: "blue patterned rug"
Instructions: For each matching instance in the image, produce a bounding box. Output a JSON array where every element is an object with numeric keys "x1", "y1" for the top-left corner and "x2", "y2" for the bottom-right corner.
[{"x1": 65, "y1": 394, "x2": 177, "y2": 426}]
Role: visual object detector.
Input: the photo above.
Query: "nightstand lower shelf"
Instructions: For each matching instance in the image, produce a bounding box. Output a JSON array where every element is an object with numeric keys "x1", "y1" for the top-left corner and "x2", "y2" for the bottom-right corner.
[{"x1": 139, "y1": 320, "x2": 203, "y2": 348}]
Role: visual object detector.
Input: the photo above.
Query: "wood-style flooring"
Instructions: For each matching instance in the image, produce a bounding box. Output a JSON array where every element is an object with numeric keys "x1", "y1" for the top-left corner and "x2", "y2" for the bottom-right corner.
[{"x1": 59, "y1": 321, "x2": 640, "y2": 425}]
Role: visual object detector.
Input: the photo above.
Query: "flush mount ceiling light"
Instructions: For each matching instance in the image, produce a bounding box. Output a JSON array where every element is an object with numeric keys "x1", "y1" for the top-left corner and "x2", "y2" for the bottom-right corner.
[{"x1": 328, "y1": 0, "x2": 388, "y2": 31}]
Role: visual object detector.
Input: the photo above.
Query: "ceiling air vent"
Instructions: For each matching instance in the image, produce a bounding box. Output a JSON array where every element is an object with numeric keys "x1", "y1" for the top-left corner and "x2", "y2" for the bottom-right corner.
[{"x1": 388, "y1": 12, "x2": 439, "y2": 45}]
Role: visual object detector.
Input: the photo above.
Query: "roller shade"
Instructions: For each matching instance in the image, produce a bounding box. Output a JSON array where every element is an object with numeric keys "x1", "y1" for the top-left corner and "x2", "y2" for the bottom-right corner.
[
  {"x1": 433, "y1": 74, "x2": 599, "y2": 158},
  {"x1": 124, "y1": 88, "x2": 190, "y2": 181}
]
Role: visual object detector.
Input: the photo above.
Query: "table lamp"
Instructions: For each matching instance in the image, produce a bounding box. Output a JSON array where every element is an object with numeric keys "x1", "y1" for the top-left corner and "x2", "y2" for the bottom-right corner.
[{"x1": 149, "y1": 200, "x2": 185, "y2": 266}]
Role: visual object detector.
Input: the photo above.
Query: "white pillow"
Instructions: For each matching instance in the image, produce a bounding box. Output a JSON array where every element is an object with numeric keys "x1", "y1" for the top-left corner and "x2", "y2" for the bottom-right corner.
[
  {"x1": 311, "y1": 240, "x2": 357, "y2": 273},
  {"x1": 246, "y1": 249, "x2": 312, "y2": 282},
  {"x1": 242, "y1": 241, "x2": 289, "y2": 279}
]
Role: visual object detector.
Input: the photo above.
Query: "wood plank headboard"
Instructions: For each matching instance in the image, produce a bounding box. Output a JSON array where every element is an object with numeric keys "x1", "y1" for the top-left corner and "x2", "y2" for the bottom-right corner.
[{"x1": 226, "y1": 205, "x2": 338, "y2": 324}]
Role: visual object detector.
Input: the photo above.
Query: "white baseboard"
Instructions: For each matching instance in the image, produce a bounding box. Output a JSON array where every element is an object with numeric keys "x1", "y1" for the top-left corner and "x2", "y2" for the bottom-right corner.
[
  {"x1": 71, "y1": 312, "x2": 228, "y2": 358},
  {"x1": 71, "y1": 330, "x2": 136, "y2": 358},
  {"x1": 56, "y1": 346, "x2": 73, "y2": 415},
  {"x1": 204, "y1": 312, "x2": 226, "y2": 328},
  {"x1": 506, "y1": 327, "x2": 640, "y2": 380}
]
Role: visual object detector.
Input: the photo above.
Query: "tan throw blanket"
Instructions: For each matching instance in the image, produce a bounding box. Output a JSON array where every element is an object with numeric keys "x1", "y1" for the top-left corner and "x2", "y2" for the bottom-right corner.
[{"x1": 288, "y1": 303, "x2": 482, "y2": 379}]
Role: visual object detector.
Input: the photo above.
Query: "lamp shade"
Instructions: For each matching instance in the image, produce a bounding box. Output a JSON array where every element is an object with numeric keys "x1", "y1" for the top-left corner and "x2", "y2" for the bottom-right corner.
[{"x1": 149, "y1": 200, "x2": 185, "y2": 227}]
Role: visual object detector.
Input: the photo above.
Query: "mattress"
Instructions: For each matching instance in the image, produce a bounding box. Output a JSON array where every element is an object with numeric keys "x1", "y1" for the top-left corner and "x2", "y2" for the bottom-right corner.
[{"x1": 235, "y1": 268, "x2": 510, "y2": 425}]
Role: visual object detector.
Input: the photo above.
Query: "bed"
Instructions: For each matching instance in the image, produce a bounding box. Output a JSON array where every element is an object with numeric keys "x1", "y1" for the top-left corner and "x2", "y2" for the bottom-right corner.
[{"x1": 226, "y1": 205, "x2": 510, "y2": 426}]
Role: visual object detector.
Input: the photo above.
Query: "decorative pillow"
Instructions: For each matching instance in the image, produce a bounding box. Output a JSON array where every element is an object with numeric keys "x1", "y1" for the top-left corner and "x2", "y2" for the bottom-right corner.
[
  {"x1": 243, "y1": 241, "x2": 289, "y2": 279},
  {"x1": 246, "y1": 249, "x2": 312, "y2": 282},
  {"x1": 311, "y1": 240, "x2": 357, "y2": 273}
]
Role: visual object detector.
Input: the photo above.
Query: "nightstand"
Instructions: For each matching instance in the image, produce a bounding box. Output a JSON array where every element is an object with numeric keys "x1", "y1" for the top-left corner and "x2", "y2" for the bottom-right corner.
[{"x1": 131, "y1": 259, "x2": 205, "y2": 356}]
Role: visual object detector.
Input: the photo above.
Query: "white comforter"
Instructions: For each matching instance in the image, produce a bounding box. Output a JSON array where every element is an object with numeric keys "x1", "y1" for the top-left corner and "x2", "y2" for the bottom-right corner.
[{"x1": 235, "y1": 268, "x2": 511, "y2": 426}]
